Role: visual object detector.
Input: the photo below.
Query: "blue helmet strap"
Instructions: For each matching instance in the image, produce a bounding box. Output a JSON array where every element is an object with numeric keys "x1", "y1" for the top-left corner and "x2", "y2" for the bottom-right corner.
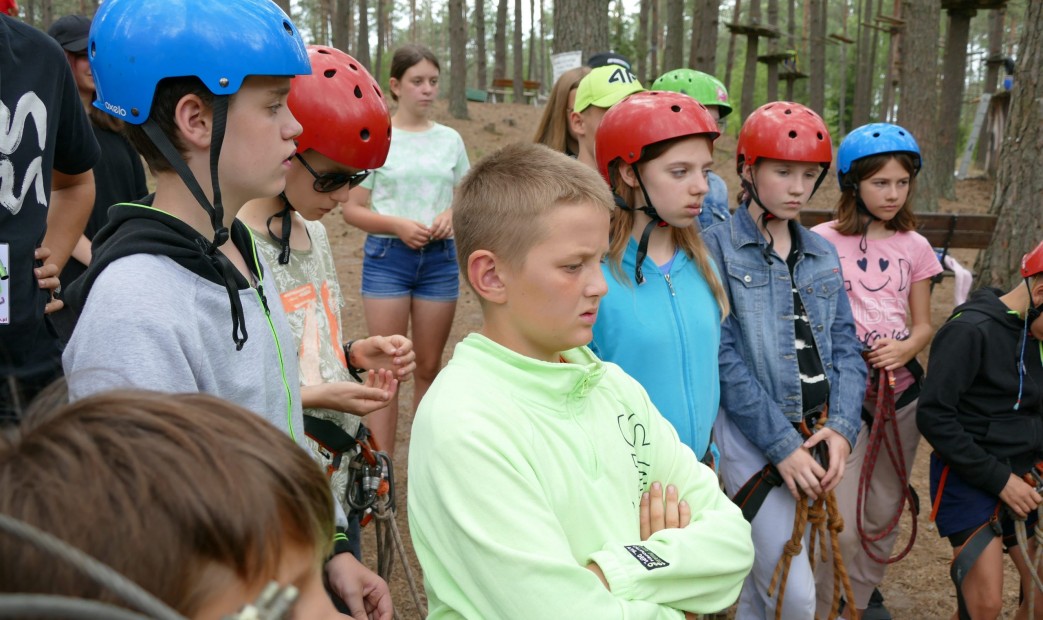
[{"x1": 139, "y1": 95, "x2": 250, "y2": 350}]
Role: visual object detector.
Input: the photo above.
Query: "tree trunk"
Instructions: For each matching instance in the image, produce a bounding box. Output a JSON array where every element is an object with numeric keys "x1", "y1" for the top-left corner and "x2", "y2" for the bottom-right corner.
[
  {"x1": 724, "y1": 0, "x2": 743, "y2": 93},
  {"x1": 273, "y1": 0, "x2": 291, "y2": 15},
  {"x1": 514, "y1": 0, "x2": 524, "y2": 100},
  {"x1": 332, "y1": 0, "x2": 352, "y2": 54},
  {"x1": 375, "y1": 0, "x2": 386, "y2": 77},
  {"x1": 739, "y1": 0, "x2": 762, "y2": 119},
  {"x1": 476, "y1": 0, "x2": 488, "y2": 90},
  {"x1": 785, "y1": 0, "x2": 796, "y2": 101},
  {"x1": 851, "y1": 0, "x2": 874, "y2": 125},
  {"x1": 650, "y1": 0, "x2": 660, "y2": 80},
  {"x1": 689, "y1": 0, "x2": 720, "y2": 74},
  {"x1": 636, "y1": 0, "x2": 650, "y2": 83},
  {"x1": 975, "y1": 7, "x2": 1004, "y2": 171},
  {"x1": 663, "y1": 0, "x2": 684, "y2": 72},
  {"x1": 528, "y1": 0, "x2": 536, "y2": 80},
  {"x1": 935, "y1": 8, "x2": 975, "y2": 201},
  {"x1": 552, "y1": 0, "x2": 609, "y2": 60},
  {"x1": 411, "y1": 0, "x2": 418, "y2": 41},
  {"x1": 807, "y1": 0, "x2": 826, "y2": 114},
  {"x1": 837, "y1": 0, "x2": 850, "y2": 134},
  {"x1": 449, "y1": 0, "x2": 469, "y2": 119},
  {"x1": 356, "y1": 0, "x2": 372, "y2": 71},
  {"x1": 539, "y1": 0, "x2": 546, "y2": 90},
  {"x1": 976, "y1": 0, "x2": 1043, "y2": 288},
  {"x1": 879, "y1": 0, "x2": 901, "y2": 122},
  {"x1": 765, "y1": 0, "x2": 779, "y2": 102},
  {"x1": 896, "y1": 0, "x2": 940, "y2": 212},
  {"x1": 494, "y1": 0, "x2": 508, "y2": 79}
]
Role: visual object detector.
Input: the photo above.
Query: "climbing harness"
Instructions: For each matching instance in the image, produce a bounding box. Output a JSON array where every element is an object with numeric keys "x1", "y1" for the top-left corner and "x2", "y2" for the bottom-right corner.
[
  {"x1": 1012, "y1": 463, "x2": 1043, "y2": 618},
  {"x1": 855, "y1": 363, "x2": 918, "y2": 564},
  {"x1": 303, "y1": 417, "x2": 426, "y2": 619}
]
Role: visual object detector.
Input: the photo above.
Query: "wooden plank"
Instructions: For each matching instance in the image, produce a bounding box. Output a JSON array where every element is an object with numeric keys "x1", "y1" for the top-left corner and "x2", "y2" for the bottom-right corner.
[{"x1": 799, "y1": 210, "x2": 998, "y2": 249}]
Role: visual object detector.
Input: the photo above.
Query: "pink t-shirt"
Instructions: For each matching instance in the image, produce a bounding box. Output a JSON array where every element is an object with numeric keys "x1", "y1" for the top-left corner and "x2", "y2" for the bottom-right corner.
[{"x1": 813, "y1": 222, "x2": 942, "y2": 393}]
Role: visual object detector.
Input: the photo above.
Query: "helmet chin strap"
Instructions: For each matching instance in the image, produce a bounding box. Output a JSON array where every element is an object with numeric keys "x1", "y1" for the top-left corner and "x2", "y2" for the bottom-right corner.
[
  {"x1": 616, "y1": 165, "x2": 667, "y2": 285},
  {"x1": 740, "y1": 176, "x2": 778, "y2": 265},
  {"x1": 267, "y1": 193, "x2": 295, "y2": 265},
  {"x1": 140, "y1": 95, "x2": 251, "y2": 350},
  {"x1": 852, "y1": 188, "x2": 882, "y2": 254}
]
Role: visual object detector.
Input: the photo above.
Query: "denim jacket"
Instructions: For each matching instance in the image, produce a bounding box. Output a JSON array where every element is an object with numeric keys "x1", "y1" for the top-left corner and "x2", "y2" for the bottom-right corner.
[
  {"x1": 697, "y1": 171, "x2": 731, "y2": 230},
  {"x1": 703, "y1": 205, "x2": 866, "y2": 465}
]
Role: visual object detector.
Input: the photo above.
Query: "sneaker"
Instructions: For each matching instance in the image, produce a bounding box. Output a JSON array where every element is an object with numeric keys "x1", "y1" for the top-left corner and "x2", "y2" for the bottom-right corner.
[{"x1": 861, "y1": 588, "x2": 892, "y2": 620}]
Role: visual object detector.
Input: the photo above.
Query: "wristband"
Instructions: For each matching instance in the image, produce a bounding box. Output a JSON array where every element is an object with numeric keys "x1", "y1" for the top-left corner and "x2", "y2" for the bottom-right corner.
[{"x1": 343, "y1": 340, "x2": 366, "y2": 382}]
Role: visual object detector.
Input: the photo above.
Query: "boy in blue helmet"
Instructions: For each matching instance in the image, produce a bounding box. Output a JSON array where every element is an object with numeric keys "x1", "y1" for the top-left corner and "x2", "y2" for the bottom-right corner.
[{"x1": 59, "y1": 1, "x2": 392, "y2": 617}]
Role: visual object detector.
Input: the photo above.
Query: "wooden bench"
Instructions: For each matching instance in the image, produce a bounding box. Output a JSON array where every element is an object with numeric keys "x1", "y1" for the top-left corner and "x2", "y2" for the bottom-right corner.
[
  {"x1": 800, "y1": 209, "x2": 999, "y2": 283},
  {"x1": 486, "y1": 78, "x2": 541, "y2": 105}
]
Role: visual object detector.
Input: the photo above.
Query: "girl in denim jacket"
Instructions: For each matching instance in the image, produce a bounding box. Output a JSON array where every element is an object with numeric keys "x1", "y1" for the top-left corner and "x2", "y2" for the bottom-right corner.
[
  {"x1": 703, "y1": 102, "x2": 866, "y2": 619},
  {"x1": 590, "y1": 91, "x2": 730, "y2": 467}
]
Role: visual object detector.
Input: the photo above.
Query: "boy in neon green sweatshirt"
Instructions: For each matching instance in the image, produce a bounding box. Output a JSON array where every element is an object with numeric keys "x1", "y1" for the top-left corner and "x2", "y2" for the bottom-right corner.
[{"x1": 407, "y1": 142, "x2": 754, "y2": 619}]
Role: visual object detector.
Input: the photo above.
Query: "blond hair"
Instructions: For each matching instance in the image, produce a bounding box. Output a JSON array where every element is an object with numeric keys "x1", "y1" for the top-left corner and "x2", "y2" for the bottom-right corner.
[
  {"x1": 453, "y1": 142, "x2": 614, "y2": 284},
  {"x1": 533, "y1": 66, "x2": 591, "y2": 156},
  {"x1": 606, "y1": 136, "x2": 730, "y2": 318}
]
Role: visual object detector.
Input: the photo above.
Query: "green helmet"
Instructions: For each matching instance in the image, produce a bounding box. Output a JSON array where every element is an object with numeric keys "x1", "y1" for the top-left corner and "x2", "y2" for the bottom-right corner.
[{"x1": 652, "y1": 68, "x2": 732, "y2": 118}]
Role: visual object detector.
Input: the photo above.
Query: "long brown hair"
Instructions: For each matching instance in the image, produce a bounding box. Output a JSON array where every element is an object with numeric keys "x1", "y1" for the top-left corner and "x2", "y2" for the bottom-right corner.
[
  {"x1": 533, "y1": 66, "x2": 591, "y2": 156},
  {"x1": 388, "y1": 44, "x2": 440, "y2": 102},
  {"x1": 832, "y1": 152, "x2": 919, "y2": 235},
  {"x1": 607, "y1": 135, "x2": 729, "y2": 318}
]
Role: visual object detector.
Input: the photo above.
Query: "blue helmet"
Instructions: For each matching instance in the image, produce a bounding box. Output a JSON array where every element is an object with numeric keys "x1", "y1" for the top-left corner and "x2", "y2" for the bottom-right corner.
[
  {"x1": 837, "y1": 123, "x2": 922, "y2": 187},
  {"x1": 89, "y1": 0, "x2": 311, "y2": 125}
]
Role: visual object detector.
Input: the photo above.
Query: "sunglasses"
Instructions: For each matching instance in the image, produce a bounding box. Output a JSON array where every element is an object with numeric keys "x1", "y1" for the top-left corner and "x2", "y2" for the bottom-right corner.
[{"x1": 294, "y1": 153, "x2": 369, "y2": 193}]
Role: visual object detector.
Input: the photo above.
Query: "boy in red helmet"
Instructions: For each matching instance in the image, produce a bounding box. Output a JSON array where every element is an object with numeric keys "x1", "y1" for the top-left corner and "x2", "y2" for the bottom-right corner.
[
  {"x1": 918, "y1": 240, "x2": 1043, "y2": 620},
  {"x1": 239, "y1": 44, "x2": 416, "y2": 554}
]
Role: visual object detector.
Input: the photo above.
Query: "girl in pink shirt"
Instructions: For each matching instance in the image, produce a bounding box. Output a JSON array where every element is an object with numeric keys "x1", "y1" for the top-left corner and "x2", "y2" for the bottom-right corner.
[{"x1": 811, "y1": 123, "x2": 941, "y2": 620}]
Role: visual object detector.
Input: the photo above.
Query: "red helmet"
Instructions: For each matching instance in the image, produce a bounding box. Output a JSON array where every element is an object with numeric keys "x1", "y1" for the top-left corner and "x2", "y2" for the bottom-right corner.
[
  {"x1": 736, "y1": 101, "x2": 833, "y2": 174},
  {"x1": 290, "y1": 45, "x2": 391, "y2": 170},
  {"x1": 596, "y1": 91, "x2": 720, "y2": 184},
  {"x1": 1021, "y1": 241, "x2": 1043, "y2": 278}
]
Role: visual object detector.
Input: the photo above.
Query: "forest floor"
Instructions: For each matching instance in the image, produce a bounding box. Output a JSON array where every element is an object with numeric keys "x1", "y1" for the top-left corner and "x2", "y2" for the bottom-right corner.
[{"x1": 342, "y1": 100, "x2": 1005, "y2": 619}]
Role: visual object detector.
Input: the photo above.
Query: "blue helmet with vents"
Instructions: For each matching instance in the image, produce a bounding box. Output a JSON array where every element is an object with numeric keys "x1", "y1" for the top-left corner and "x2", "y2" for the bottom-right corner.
[
  {"x1": 837, "y1": 123, "x2": 922, "y2": 188},
  {"x1": 89, "y1": 0, "x2": 311, "y2": 124}
]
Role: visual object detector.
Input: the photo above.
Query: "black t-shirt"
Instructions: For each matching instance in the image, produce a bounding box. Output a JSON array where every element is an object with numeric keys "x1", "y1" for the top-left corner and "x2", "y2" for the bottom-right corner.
[
  {"x1": 0, "y1": 15, "x2": 100, "y2": 382},
  {"x1": 786, "y1": 230, "x2": 830, "y2": 416}
]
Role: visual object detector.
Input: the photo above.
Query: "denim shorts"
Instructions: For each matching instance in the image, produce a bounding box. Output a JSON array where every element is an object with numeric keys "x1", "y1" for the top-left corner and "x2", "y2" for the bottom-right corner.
[{"x1": 360, "y1": 235, "x2": 460, "y2": 302}]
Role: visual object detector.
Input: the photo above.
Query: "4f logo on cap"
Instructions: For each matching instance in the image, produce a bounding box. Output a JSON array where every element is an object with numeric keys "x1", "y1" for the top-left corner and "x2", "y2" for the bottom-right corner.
[
  {"x1": 624, "y1": 545, "x2": 669, "y2": 570},
  {"x1": 608, "y1": 67, "x2": 637, "y2": 84}
]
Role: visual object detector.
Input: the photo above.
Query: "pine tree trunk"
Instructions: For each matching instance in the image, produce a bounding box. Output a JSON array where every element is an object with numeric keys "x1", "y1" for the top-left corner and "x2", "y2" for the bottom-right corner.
[
  {"x1": 411, "y1": 0, "x2": 418, "y2": 41},
  {"x1": 739, "y1": 0, "x2": 762, "y2": 120},
  {"x1": 494, "y1": 0, "x2": 508, "y2": 79},
  {"x1": 514, "y1": 0, "x2": 524, "y2": 100},
  {"x1": 851, "y1": 0, "x2": 874, "y2": 125},
  {"x1": 528, "y1": 0, "x2": 536, "y2": 80},
  {"x1": 356, "y1": 0, "x2": 372, "y2": 70},
  {"x1": 552, "y1": 0, "x2": 609, "y2": 60},
  {"x1": 273, "y1": 0, "x2": 291, "y2": 15},
  {"x1": 476, "y1": 0, "x2": 488, "y2": 90},
  {"x1": 879, "y1": 0, "x2": 901, "y2": 122},
  {"x1": 375, "y1": 0, "x2": 386, "y2": 77},
  {"x1": 935, "y1": 8, "x2": 974, "y2": 201},
  {"x1": 896, "y1": 0, "x2": 940, "y2": 212},
  {"x1": 976, "y1": 0, "x2": 1043, "y2": 287},
  {"x1": 785, "y1": 0, "x2": 796, "y2": 101},
  {"x1": 837, "y1": 0, "x2": 850, "y2": 134},
  {"x1": 765, "y1": 0, "x2": 779, "y2": 102},
  {"x1": 663, "y1": 0, "x2": 684, "y2": 72},
  {"x1": 650, "y1": 0, "x2": 660, "y2": 80},
  {"x1": 807, "y1": 0, "x2": 826, "y2": 114},
  {"x1": 333, "y1": 0, "x2": 352, "y2": 54},
  {"x1": 689, "y1": 0, "x2": 720, "y2": 74},
  {"x1": 636, "y1": 0, "x2": 649, "y2": 82},
  {"x1": 539, "y1": 0, "x2": 546, "y2": 89},
  {"x1": 723, "y1": 0, "x2": 743, "y2": 92},
  {"x1": 975, "y1": 7, "x2": 1004, "y2": 171},
  {"x1": 449, "y1": 0, "x2": 469, "y2": 119}
]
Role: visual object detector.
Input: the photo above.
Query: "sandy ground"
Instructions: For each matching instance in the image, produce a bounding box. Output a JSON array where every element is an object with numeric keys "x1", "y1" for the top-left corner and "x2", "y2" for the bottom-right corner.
[{"x1": 331, "y1": 100, "x2": 1011, "y2": 619}]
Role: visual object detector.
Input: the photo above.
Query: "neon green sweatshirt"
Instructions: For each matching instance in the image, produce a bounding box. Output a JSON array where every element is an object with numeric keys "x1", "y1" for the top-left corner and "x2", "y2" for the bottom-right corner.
[{"x1": 408, "y1": 334, "x2": 753, "y2": 618}]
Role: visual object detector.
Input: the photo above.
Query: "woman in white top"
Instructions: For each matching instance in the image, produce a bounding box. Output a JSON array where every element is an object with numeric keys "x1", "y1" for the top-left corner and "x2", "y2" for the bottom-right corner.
[{"x1": 343, "y1": 45, "x2": 469, "y2": 456}]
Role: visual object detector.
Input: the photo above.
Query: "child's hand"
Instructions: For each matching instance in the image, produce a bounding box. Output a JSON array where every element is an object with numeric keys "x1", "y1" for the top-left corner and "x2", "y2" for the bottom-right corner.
[
  {"x1": 351, "y1": 335, "x2": 417, "y2": 381},
  {"x1": 804, "y1": 427, "x2": 851, "y2": 492},
  {"x1": 865, "y1": 338, "x2": 915, "y2": 372},
  {"x1": 430, "y1": 208, "x2": 454, "y2": 240},
  {"x1": 1000, "y1": 473, "x2": 1043, "y2": 519},
  {"x1": 308, "y1": 370, "x2": 398, "y2": 415},
  {"x1": 396, "y1": 218, "x2": 433, "y2": 249},
  {"x1": 640, "y1": 482, "x2": 691, "y2": 540},
  {"x1": 34, "y1": 246, "x2": 63, "y2": 314},
  {"x1": 777, "y1": 447, "x2": 826, "y2": 500}
]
